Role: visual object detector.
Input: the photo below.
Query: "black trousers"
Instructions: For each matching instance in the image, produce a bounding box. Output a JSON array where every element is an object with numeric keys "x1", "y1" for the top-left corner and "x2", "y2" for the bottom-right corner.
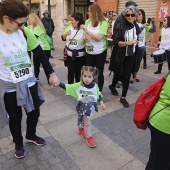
[
  {"x1": 133, "y1": 47, "x2": 146, "y2": 76},
  {"x1": 112, "y1": 55, "x2": 135, "y2": 97},
  {"x1": 145, "y1": 123, "x2": 170, "y2": 170},
  {"x1": 143, "y1": 42, "x2": 147, "y2": 63},
  {"x1": 4, "y1": 83, "x2": 40, "y2": 147},
  {"x1": 157, "y1": 62, "x2": 170, "y2": 72},
  {"x1": 85, "y1": 50, "x2": 107, "y2": 91},
  {"x1": 143, "y1": 50, "x2": 147, "y2": 63},
  {"x1": 157, "y1": 51, "x2": 170, "y2": 72},
  {"x1": 33, "y1": 50, "x2": 51, "y2": 80},
  {"x1": 67, "y1": 55, "x2": 85, "y2": 84}
]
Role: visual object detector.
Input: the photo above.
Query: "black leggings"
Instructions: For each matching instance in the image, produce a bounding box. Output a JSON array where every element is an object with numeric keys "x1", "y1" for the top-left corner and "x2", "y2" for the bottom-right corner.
[
  {"x1": 133, "y1": 47, "x2": 146, "y2": 76},
  {"x1": 145, "y1": 123, "x2": 170, "y2": 170},
  {"x1": 33, "y1": 50, "x2": 51, "y2": 80},
  {"x1": 67, "y1": 55, "x2": 85, "y2": 84},
  {"x1": 4, "y1": 83, "x2": 40, "y2": 147},
  {"x1": 85, "y1": 50, "x2": 107, "y2": 91},
  {"x1": 111, "y1": 55, "x2": 135, "y2": 97}
]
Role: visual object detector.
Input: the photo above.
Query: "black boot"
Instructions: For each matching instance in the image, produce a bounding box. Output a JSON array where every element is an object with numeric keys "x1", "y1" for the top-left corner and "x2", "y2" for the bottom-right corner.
[
  {"x1": 120, "y1": 98, "x2": 129, "y2": 107},
  {"x1": 109, "y1": 85, "x2": 118, "y2": 96},
  {"x1": 154, "y1": 70, "x2": 161, "y2": 74}
]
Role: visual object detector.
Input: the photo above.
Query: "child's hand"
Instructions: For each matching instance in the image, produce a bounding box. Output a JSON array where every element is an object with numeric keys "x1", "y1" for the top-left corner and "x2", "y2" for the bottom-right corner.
[{"x1": 100, "y1": 101, "x2": 106, "y2": 110}]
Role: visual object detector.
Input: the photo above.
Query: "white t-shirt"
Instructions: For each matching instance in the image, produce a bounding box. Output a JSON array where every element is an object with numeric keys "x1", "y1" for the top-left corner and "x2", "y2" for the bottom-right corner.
[
  {"x1": 85, "y1": 19, "x2": 108, "y2": 55},
  {"x1": 160, "y1": 27, "x2": 170, "y2": 50},
  {"x1": 0, "y1": 29, "x2": 32, "y2": 82},
  {"x1": 125, "y1": 26, "x2": 137, "y2": 55},
  {"x1": 112, "y1": 20, "x2": 115, "y2": 35},
  {"x1": 137, "y1": 23, "x2": 146, "y2": 47},
  {"x1": 65, "y1": 27, "x2": 85, "y2": 57}
]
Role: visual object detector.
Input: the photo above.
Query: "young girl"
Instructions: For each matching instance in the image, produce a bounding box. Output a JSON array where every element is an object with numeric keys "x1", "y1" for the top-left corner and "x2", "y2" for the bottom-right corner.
[{"x1": 59, "y1": 66, "x2": 106, "y2": 147}]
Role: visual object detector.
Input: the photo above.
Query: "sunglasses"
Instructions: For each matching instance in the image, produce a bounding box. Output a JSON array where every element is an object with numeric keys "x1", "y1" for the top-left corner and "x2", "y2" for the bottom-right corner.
[
  {"x1": 163, "y1": 19, "x2": 167, "y2": 22},
  {"x1": 9, "y1": 17, "x2": 28, "y2": 27},
  {"x1": 126, "y1": 14, "x2": 135, "y2": 17}
]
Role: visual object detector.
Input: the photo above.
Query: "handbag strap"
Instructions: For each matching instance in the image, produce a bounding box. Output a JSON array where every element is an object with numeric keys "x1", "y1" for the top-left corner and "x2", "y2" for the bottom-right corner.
[
  {"x1": 149, "y1": 103, "x2": 170, "y2": 121},
  {"x1": 67, "y1": 29, "x2": 79, "y2": 48}
]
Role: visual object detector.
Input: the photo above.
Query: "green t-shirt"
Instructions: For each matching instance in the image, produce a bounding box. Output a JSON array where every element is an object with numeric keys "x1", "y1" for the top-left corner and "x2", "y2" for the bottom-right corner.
[
  {"x1": 63, "y1": 24, "x2": 72, "y2": 34},
  {"x1": 65, "y1": 82, "x2": 103, "y2": 102},
  {"x1": 29, "y1": 26, "x2": 50, "y2": 50},
  {"x1": 149, "y1": 74, "x2": 170, "y2": 134},
  {"x1": 24, "y1": 26, "x2": 39, "y2": 51},
  {"x1": 145, "y1": 25, "x2": 151, "y2": 37},
  {"x1": 66, "y1": 21, "x2": 71, "y2": 27}
]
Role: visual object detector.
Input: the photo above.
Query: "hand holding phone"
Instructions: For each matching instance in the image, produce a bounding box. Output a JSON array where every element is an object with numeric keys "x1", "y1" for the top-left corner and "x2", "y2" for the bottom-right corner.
[{"x1": 147, "y1": 18, "x2": 151, "y2": 25}]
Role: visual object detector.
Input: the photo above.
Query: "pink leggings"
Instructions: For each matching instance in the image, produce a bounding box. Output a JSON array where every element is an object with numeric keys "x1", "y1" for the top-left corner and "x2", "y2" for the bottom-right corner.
[{"x1": 79, "y1": 116, "x2": 91, "y2": 138}]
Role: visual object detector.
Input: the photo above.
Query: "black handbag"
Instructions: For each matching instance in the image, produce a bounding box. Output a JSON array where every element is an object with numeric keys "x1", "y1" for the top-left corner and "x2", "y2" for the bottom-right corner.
[
  {"x1": 63, "y1": 29, "x2": 79, "y2": 66},
  {"x1": 63, "y1": 48, "x2": 68, "y2": 67}
]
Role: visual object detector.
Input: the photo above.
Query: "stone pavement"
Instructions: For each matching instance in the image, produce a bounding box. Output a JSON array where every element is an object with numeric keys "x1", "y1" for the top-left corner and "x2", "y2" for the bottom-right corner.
[{"x1": 0, "y1": 40, "x2": 169, "y2": 170}]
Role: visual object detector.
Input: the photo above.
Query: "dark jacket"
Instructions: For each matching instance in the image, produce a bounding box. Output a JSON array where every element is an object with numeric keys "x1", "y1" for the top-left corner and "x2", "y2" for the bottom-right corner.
[
  {"x1": 109, "y1": 17, "x2": 140, "y2": 75},
  {"x1": 41, "y1": 17, "x2": 55, "y2": 36},
  {"x1": 113, "y1": 14, "x2": 141, "y2": 39}
]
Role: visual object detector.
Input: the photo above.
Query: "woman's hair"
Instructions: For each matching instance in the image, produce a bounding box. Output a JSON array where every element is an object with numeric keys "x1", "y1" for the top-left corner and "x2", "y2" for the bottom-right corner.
[
  {"x1": 71, "y1": 12, "x2": 84, "y2": 27},
  {"x1": 122, "y1": 5, "x2": 139, "y2": 17},
  {"x1": 89, "y1": 3, "x2": 104, "y2": 27},
  {"x1": 138, "y1": 9, "x2": 146, "y2": 24},
  {"x1": 29, "y1": 13, "x2": 46, "y2": 33},
  {"x1": 165, "y1": 16, "x2": 170, "y2": 28},
  {"x1": 81, "y1": 66, "x2": 99, "y2": 84},
  {"x1": 0, "y1": 0, "x2": 29, "y2": 24}
]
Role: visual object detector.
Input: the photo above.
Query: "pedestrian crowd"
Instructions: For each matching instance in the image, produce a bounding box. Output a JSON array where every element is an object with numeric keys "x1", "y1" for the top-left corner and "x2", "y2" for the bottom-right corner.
[{"x1": 0, "y1": 0, "x2": 170, "y2": 170}]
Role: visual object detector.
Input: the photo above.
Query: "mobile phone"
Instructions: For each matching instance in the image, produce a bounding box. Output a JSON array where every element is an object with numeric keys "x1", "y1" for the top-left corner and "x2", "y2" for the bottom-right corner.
[{"x1": 147, "y1": 18, "x2": 151, "y2": 25}]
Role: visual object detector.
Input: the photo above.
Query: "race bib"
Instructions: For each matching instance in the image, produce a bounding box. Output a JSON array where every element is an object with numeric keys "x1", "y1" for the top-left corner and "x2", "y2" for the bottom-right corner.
[
  {"x1": 10, "y1": 63, "x2": 33, "y2": 83},
  {"x1": 86, "y1": 45, "x2": 94, "y2": 53},
  {"x1": 70, "y1": 39, "x2": 78, "y2": 48},
  {"x1": 138, "y1": 35, "x2": 145, "y2": 47},
  {"x1": 139, "y1": 36, "x2": 144, "y2": 42}
]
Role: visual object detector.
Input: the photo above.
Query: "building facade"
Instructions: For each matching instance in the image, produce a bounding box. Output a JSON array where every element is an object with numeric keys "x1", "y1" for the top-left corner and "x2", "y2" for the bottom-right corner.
[{"x1": 23, "y1": 0, "x2": 170, "y2": 46}]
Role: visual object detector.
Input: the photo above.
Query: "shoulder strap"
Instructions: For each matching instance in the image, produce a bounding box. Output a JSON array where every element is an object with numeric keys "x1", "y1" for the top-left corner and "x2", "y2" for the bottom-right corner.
[{"x1": 68, "y1": 29, "x2": 79, "y2": 48}]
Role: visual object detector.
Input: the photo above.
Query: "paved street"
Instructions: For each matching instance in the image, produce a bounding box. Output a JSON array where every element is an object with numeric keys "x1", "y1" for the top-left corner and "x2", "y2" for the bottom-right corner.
[{"x1": 0, "y1": 40, "x2": 168, "y2": 170}]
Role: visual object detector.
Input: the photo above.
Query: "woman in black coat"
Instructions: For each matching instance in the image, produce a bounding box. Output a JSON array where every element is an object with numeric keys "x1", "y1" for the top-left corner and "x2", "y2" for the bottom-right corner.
[{"x1": 109, "y1": 6, "x2": 140, "y2": 107}]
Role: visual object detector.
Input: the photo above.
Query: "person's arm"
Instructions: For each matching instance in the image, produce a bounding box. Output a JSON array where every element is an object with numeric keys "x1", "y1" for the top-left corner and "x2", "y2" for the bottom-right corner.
[
  {"x1": 149, "y1": 20, "x2": 156, "y2": 33},
  {"x1": 118, "y1": 40, "x2": 138, "y2": 47},
  {"x1": 81, "y1": 21, "x2": 108, "y2": 42},
  {"x1": 51, "y1": 19, "x2": 55, "y2": 32},
  {"x1": 61, "y1": 25, "x2": 71, "y2": 41},
  {"x1": 62, "y1": 29, "x2": 71, "y2": 40},
  {"x1": 112, "y1": 24, "x2": 137, "y2": 47},
  {"x1": 81, "y1": 25, "x2": 104, "y2": 42},
  {"x1": 24, "y1": 26, "x2": 59, "y2": 86},
  {"x1": 157, "y1": 36, "x2": 161, "y2": 47},
  {"x1": 97, "y1": 86, "x2": 106, "y2": 110},
  {"x1": 59, "y1": 82, "x2": 66, "y2": 90},
  {"x1": 32, "y1": 45, "x2": 59, "y2": 86}
]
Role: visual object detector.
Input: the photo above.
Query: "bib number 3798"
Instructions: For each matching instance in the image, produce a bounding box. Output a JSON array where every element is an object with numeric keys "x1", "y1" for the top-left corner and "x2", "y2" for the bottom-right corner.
[{"x1": 10, "y1": 64, "x2": 33, "y2": 83}]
